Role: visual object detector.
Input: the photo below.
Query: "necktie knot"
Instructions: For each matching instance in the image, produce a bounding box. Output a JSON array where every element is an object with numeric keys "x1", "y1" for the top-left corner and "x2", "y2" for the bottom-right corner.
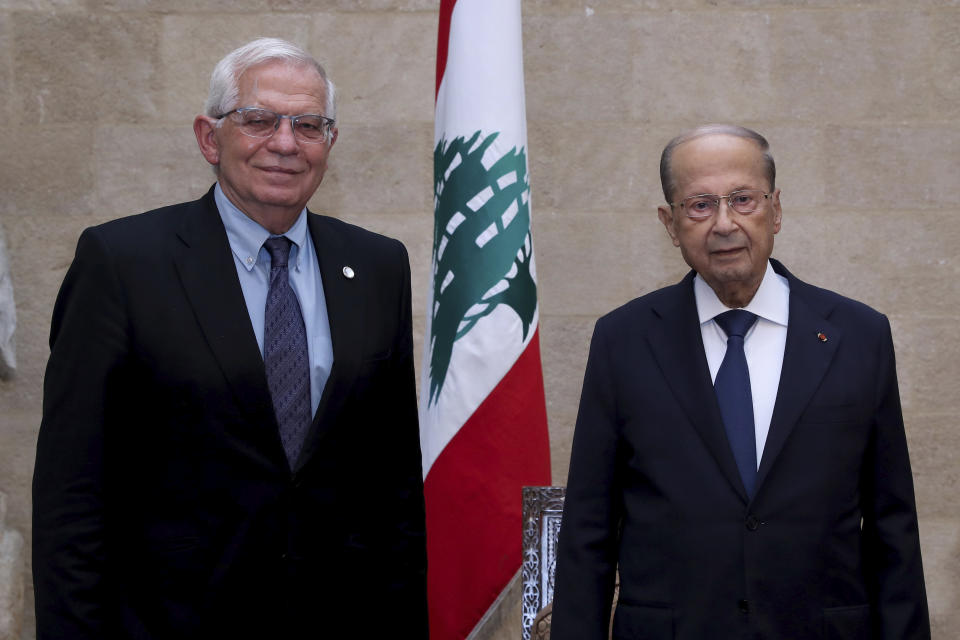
[
  {"x1": 264, "y1": 236, "x2": 292, "y2": 269},
  {"x1": 715, "y1": 309, "x2": 757, "y2": 340}
]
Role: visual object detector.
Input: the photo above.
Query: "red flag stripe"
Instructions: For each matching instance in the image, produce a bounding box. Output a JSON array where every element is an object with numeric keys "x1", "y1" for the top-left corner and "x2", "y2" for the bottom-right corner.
[
  {"x1": 435, "y1": 0, "x2": 457, "y2": 100},
  {"x1": 424, "y1": 330, "x2": 552, "y2": 639}
]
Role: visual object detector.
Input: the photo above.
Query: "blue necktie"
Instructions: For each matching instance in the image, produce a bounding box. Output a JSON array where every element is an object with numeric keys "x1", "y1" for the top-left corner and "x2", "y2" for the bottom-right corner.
[
  {"x1": 263, "y1": 237, "x2": 312, "y2": 469},
  {"x1": 714, "y1": 310, "x2": 759, "y2": 498}
]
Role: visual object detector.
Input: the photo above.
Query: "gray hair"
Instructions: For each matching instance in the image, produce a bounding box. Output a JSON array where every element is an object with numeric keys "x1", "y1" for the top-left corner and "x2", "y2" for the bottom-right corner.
[
  {"x1": 659, "y1": 124, "x2": 775, "y2": 203},
  {"x1": 204, "y1": 37, "x2": 337, "y2": 121}
]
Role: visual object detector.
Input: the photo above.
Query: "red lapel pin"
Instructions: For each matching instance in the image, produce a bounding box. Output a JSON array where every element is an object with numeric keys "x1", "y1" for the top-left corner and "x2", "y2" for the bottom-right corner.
[{"x1": 817, "y1": 332, "x2": 827, "y2": 342}]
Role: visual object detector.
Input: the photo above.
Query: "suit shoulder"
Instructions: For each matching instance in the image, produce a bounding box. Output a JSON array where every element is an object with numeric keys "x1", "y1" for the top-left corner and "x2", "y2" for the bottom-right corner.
[
  {"x1": 309, "y1": 213, "x2": 407, "y2": 254},
  {"x1": 596, "y1": 280, "x2": 688, "y2": 331},
  {"x1": 83, "y1": 198, "x2": 203, "y2": 242},
  {"x1": 790, "y1": 277, "x2": 889, "y2": 328},
  {"x1": 773, "y1": 259, "x2": 890, "y2": 328}
]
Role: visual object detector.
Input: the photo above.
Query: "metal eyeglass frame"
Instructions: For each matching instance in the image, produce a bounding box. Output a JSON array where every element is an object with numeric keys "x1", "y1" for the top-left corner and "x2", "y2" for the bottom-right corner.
[{"x1": 216, "y1": 107, "x2": 335, "y2": 144}]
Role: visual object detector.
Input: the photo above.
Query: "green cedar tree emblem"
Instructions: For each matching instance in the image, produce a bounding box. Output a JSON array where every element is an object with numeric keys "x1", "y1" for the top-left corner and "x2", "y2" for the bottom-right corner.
[{"x1": 428, "y1": 130, "x2": 537, "y2": 406}]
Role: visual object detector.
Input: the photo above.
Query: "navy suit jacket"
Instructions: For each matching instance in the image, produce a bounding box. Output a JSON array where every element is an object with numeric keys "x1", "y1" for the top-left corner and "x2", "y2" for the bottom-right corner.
[
  {"x1": 33, "y1": 187, "x2": 428, "y2": 639},
  {"x1": 551, "y1": 260, "x2": 929, "y2": 640}
]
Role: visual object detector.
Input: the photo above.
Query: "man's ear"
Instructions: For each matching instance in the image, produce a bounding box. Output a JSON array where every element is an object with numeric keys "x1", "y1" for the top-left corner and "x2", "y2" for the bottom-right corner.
[
  {"x1": 657, "y1": 205, "x2": 681, "y2": 247},
  {"x1": 770, "y1": 188, "x2": 782, "y2": 234},
  {"x1": 194, "y1": 115, "x2": 221, "y2": 166},
  {"x1": 327, "y1": 127, "x2": 338, "y2": 150}
]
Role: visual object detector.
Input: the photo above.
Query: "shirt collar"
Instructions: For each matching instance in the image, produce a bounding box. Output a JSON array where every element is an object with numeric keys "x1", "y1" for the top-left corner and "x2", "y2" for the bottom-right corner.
[
  {"x1": 694, "y1": 260, "x2": 790, "y2": 326},
  {"x1": 214, "y1": 182, "x2": 309, "y2": 272}
]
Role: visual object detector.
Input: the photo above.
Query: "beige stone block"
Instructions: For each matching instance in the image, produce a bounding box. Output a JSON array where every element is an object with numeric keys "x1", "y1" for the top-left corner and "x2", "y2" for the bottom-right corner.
[
  {"x1": 0, "y1": 491, "x2": 25, "y2": 640},
  {"x1": 0, "y1": 213, "x2": 111, "y2": 398},
  {"x1": 0, "y1": 0, "x2": 84, "y2": 9},
  {"x1": 0, "y1": 407, "x2": 38, "y2": 529},
  {"x1": 533, "y1": 208, "x2": 686, "y2": 318},
  {"x1": 907, "y1": 413, "x2": 959, "y2": 520},
  {"x1": 523, "y1": 1, "x2": 701, "y2": 10},
  {"x1": 0, "y1": 126, "x2": 96, "y2": 217},
  {"x1": 311, "y1": 12, "x2": 435, "y2": 124},
  {"x1": 714, "y1": 0, "x2": 958, "y2": 9},
  {"x1": 275, "y1": 0, "x2": 436, "y2": 12},
  {"x1": 89, "y1": 0, "x2": 269, "y2": 11},
  {"x1": 0, "y1": 407, "x2": 38, "y2": 640},
  {"x1": 772, "y1": 9, "x2": 958, "y2": 122},
  {"x1": 527, "y1": 121, "x2": 661, "y2": 214},
  {"x1": 310, "y1": 121, "x2": 433, "y2": 215},
  {"x1": 0, "y1": 222, "x2": 14, "y2": 377},
  {"x1": 772, "y1": 209, "x2": 960, "y2": 317},
  {"x1": 820, "y1": 125, "x2": 960, "y2": 209},
  {"x1": 629, "y1": 11, "x2": 776, "y2": 123},
  {"x1": 889, "y1": 315, "x2": 959, "y2": 420},
  {"x1": 539, "y1": 314, "x2": 596, "y2": 485},
  {"x1": 159, "y1": 14, "x2": 316, "y2": 123},
  {"x1": 918, "y1": 517, "x2": 960, "y2": 637},
  {"x1": 13, "y1": 12, "x2": 163, "y2": 125},
  {"x1": 93, "y1": 124, "x2": 212, "y2": 219},
  {"x1": 0, "y1": 17, "x2": 11, "y2": 124},
  {"x1": 524, "y1": 12, "x2": 635, "y2": 122},
  {"x1": 90, "y1": 0, "x2": 439, "y2": 11},
  {"x1": 759, "y1": 124, "x2": 831, "y2": 209},
  {"x1": 930, "y1": 12, "x2": 960, "y2": 111}
]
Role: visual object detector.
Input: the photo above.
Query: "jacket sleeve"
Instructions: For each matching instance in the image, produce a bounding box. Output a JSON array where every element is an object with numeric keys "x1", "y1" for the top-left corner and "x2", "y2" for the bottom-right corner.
[
  {"x1": 33, "y1": 228, "x2": 128, "y2": 639},
  {"x1": 861, "y1": 315, "x2": 930, "y2": 639},
  {"x1": 550, "y1": 318, "x2": 622, "y2": 640},
  {"x1": 379, "y1": 239, "x2": 429, "y2": 635}
]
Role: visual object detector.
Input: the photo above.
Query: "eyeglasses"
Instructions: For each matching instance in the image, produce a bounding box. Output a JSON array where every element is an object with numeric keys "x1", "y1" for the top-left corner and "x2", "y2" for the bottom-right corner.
[
  {"x1": 670, "y1": 189, "x2": 771, "y2": 220},
  {"x1": 216, "y1": 107, "x2": 335, "y2": 144}
]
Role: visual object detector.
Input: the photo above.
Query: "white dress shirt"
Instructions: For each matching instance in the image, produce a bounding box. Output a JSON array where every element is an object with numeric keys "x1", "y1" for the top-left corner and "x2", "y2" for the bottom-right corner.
[{"x1": 694, "y1": 261, "x2": 790, "y2": 467}]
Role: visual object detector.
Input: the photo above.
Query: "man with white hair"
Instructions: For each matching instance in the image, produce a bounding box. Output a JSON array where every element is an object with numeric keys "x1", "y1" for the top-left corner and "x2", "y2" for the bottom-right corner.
[
  {"x1": 552, "y1": 125, "x2": 929, "y2": 639},
  {"x1": 33, "y1": 38, "x2": 428, "y2": 638}
]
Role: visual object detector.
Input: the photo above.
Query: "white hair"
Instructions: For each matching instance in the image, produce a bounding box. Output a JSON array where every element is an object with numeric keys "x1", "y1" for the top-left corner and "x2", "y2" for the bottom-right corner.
[{"x1": 204, "y1": 37, "x2": 337, "y2": 121}]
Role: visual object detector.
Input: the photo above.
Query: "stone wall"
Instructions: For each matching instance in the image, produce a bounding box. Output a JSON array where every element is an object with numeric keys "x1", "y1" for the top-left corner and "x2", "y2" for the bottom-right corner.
[
  {"x1": 1, "y1": 2, "x2": 957, "y2": 638},
  {"x1": 0, "y1": 222, "x2": 15, "y2": 379},
  {"x1": 0, "y1": 493, "x2": 24, "y2": 640}
]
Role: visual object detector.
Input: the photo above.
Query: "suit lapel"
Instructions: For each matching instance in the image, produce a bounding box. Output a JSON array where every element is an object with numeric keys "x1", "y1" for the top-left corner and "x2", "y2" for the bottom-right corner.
[
  {"x1": 172, "y1": 188, "x2": 284, "y2": 459},
  {"x1": 294, "y1": 213, "x2": 367, "y2": 470},
  {"x1": 648, "y1": 273, "x2": 749, "y2": 502},
  {"x1": 756, "y1": 266, "x2": 841, "y2": 491}
]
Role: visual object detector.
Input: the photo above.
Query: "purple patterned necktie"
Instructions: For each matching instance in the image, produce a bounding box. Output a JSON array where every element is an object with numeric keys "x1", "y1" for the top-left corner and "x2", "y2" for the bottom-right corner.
[
  {"x1": 263, "y1": 237, "x2": 312, "y2": 469},
  {"x1": 714, "y1": 309, "x2": 759, "y2": 498}
]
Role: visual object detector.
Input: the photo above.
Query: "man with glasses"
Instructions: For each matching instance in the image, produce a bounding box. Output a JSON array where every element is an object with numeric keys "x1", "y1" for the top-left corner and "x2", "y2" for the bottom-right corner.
[
  {"x1": 33, "y1": 38, "x2": 427, "y2": 638},
  {"x1": 552, "y1": 125, "x2": 929, "y2": 639}
]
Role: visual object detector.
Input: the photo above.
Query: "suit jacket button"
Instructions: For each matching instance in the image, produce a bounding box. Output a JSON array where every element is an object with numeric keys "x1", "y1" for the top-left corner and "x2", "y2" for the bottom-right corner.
[
  {"x1": 738, "y1": 599, "x2": 750, "y2": 614},
  {"x1": 745, "y1": 516, "x2": 760, "y2": 531}
]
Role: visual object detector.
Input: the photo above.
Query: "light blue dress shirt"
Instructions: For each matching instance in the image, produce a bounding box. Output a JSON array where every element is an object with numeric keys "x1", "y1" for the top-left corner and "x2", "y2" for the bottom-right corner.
[{"x1": 214, "y1": 183, "x2": 333, "y2": 417}]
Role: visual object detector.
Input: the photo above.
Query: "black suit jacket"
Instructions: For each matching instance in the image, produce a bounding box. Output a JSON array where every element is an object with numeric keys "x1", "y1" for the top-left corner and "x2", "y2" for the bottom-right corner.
[
  {"x1": 551, "y1": 260, "x2": 929, "y2": 640},
  {"x1": 33, "y1": 187, "x2": 428, "y2": 639}
]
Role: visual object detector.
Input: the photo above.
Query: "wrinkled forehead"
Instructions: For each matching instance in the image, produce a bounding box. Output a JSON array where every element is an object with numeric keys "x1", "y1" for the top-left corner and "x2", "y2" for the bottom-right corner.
[
  {"x1": 236, "y1": 60, "x2": 327, "y2": 104},
  {"x1": 671, "y1": 134, "x2": 767, "y2": 189}
]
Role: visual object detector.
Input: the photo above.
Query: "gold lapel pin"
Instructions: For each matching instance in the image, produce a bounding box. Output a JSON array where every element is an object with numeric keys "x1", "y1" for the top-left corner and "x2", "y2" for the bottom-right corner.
[
  {"x1": 342, "y1": 266, "x2": 355, "y2": 279},
  {"x1": 817, "y1": 332, "x2": 827, "y2": 342}
]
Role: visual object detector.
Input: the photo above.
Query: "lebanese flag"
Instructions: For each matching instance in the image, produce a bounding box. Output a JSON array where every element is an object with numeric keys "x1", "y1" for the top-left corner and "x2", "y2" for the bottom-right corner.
[{"x1": 419, "y1": 0, "x2": 552, "y2": 638}]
